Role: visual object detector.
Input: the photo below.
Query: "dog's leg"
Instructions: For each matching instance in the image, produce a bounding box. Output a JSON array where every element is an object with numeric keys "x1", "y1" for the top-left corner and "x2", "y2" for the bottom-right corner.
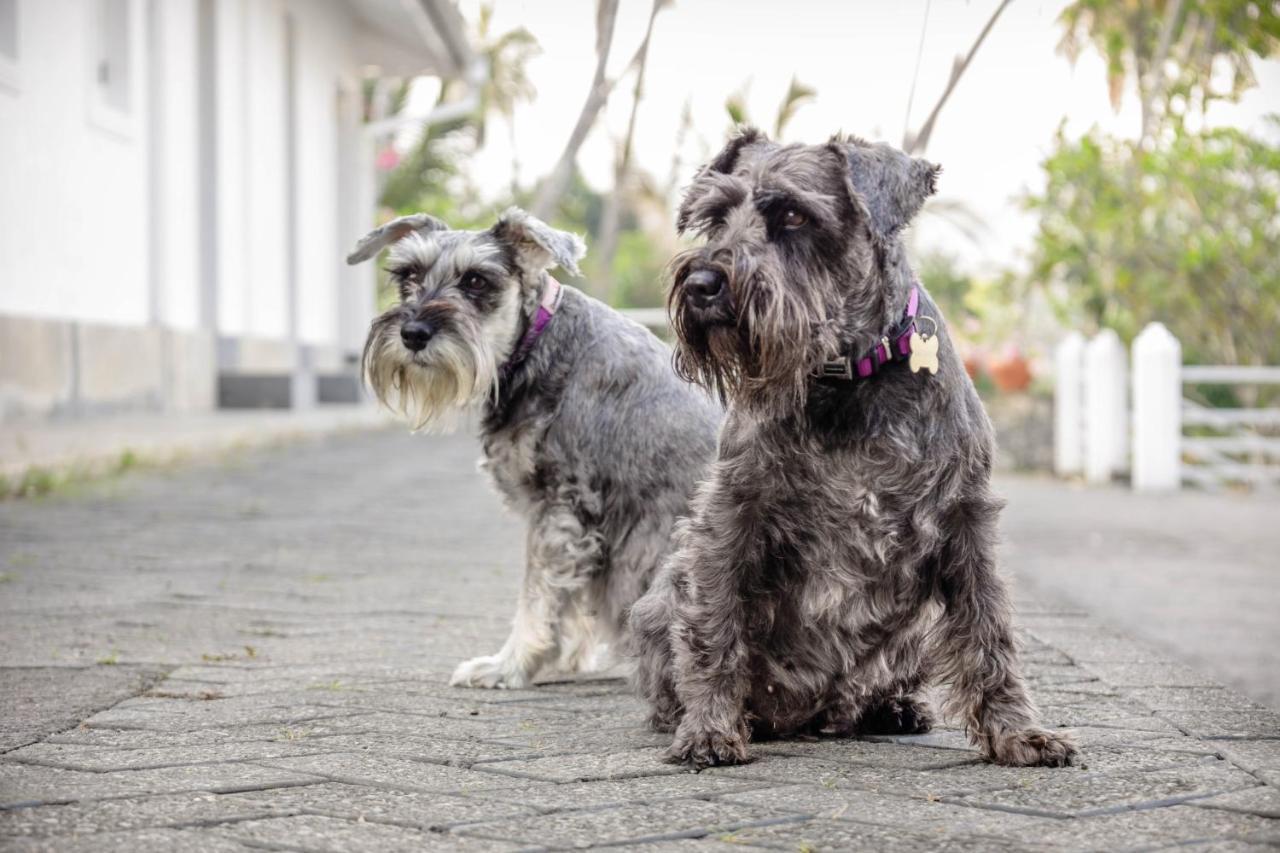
[
  {"x1": 451, "y1": 505, "x2": 603, "y2": 689},
  {"x1": 662, "y1": 518, "x2": 752, "y2": 768},
  {"x1": 935, "y1": 495, "x2": 1077, "y2": 766},
  {"x1": 628, "y1": 569, "x2": 683, "y2": 732}
]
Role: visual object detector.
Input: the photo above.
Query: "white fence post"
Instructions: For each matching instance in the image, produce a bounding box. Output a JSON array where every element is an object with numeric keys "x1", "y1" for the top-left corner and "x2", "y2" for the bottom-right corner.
[
  {"x1": 1084, "y1": 329, "x2": 1128, "y2": 484},
  {"x1": 1054, "y1": 332, "x2": 1086, "y2": 477},
  {"x1": 1132, "y1": 322, "x2": 1182, "y2": 491}
]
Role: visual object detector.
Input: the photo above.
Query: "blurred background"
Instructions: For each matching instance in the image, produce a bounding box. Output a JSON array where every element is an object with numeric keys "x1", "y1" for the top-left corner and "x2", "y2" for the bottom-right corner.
[
  {"x1": 1, "y1": 0, "x2": 1277, "y2": 474},
  {"x1": 0, "y1": 2, "x2": 1277, "y2": 699}
]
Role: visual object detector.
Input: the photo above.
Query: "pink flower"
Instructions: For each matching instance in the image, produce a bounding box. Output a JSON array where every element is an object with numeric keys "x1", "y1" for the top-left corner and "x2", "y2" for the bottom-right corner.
[{"x1": 376, "y1": 147, "x2": 401, "y2": 171}]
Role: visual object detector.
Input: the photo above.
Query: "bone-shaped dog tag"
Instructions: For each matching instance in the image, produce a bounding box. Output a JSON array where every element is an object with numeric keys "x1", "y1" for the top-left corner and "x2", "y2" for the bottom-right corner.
[{"x1": 909, "y1": 331, "x2": 939, "y2": 375}]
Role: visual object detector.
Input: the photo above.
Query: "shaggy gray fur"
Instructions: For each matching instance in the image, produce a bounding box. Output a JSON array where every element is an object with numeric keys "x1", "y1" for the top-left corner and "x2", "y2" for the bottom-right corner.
[
  {"x1": 349, "y1": 208, "x2": 721, "y2": 688},
  {"x1": 630, "y1": 128, "x2": 1078, "y2": 768}
]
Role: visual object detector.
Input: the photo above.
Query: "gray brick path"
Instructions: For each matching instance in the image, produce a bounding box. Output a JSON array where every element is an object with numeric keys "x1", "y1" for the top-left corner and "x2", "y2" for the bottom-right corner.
[{"x1": 2, "y1": 430, "x2": 1277, "y2": 851}]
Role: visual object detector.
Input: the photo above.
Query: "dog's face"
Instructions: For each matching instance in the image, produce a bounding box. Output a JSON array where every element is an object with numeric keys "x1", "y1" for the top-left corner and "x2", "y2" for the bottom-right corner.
[
  {"x1": 347, "y1": 208, "x2": 585, "y2": 430},
  {"x1": 669, "y1": 127, "x2": 939, "y2": 411}
]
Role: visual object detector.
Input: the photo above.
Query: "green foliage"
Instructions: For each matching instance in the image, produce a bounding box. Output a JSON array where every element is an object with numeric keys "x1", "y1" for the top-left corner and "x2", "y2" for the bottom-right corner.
[
  {"x1": 1025, "y1": 119, "x2": 1280, "y2": 369},
  {"x1": 723, "y1": 76, "x2": 816, "y2": 140},
  {"x1": 605, "y1": 230, "x2": 667, "y2": 308},
  {"x1": 1058, "y1": 0, "x2": 1280, "y2": 137}
]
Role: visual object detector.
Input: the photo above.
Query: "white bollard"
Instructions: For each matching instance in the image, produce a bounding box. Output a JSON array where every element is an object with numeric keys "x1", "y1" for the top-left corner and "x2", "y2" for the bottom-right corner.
[
  {"x1": 1084, "y1": 329, "x2": 1129, "y2": 484},
  {"x1": 1054, "y1": 332, "x2": 1086, "y2": 477},
  {"x1": 1131, "y1": 322, "x2": 1182, "y2": 491}
]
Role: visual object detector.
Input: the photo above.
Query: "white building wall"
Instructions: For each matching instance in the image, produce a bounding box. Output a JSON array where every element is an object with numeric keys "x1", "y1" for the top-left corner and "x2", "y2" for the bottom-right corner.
[
  {"x1": 150, "y1": 0, "x2": 202, "y2": 331},
  {"x1": 0, "y1": 0, "x2": 150, "y2": 326},
  {"x1": 291, "y1": 1, "x2": 348, "y2": 346},
  {"x1": 0, "y1": 0, "x2": 435, "y2": 419}
]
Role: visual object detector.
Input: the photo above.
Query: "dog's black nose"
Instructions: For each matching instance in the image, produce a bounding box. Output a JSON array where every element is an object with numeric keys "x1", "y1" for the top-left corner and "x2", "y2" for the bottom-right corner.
[
  {"x1": 401, "y1": 320, "x2": 435, "y2": 352},
  {"x1": 685, "y1": 268, "x2": 726, "y2": 308}
]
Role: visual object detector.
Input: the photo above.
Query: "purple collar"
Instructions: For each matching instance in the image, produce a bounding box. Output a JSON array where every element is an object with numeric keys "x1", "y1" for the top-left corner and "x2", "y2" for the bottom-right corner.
[
  {"x1": 816, "y1": 286, "x2": 922, "y2": 381},
  {"x1": 500, "y1": 275, "x2": 562, "y2": 379}
]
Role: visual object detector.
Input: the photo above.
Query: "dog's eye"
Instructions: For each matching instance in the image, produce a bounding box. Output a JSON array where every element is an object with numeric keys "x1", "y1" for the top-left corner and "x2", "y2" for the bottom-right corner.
[
  {"x1": 781, "y1": 210, "x2": 808, "y2": 229},
  {"x1": 459, "y1": 272, "x2": 488, "y2": 294}
]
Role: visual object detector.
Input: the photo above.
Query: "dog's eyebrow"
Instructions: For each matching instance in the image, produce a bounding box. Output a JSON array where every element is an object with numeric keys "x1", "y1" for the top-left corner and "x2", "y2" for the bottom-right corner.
[
  {"x1": 753, "y1": 183, "x2": 842, "y2": 232},
  {"x1": 682, "y1": 172, "x2": 750, "y2": 233}
]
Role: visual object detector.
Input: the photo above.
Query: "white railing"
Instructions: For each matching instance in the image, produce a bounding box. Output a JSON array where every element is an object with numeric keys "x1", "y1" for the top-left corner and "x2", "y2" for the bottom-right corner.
[{"x1": 1056, "y1": 321, "x2": 1280, "y2": 491}]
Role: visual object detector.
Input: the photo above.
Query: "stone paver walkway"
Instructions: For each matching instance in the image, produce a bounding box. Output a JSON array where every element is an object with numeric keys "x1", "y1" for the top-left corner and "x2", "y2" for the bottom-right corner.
[{"x1": 1, "y1": 430, "x2": 1277, "y2": 851}]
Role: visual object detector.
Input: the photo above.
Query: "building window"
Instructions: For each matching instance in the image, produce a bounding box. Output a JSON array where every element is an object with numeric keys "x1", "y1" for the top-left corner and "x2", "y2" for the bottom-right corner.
[
  {"x1": 88, "y1": 0, "x2": 134, "y2": 134},
  {"x1": 0, "y1": 0, "x2": 18, "y2": 92}
]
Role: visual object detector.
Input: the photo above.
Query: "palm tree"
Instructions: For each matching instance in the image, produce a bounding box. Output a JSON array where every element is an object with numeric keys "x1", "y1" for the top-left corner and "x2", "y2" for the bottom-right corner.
[
  {"x1": 1057, "y1": 0, "x2": 1279, "y2": 146},
  {"x1": 379, "y1": 3, "x2": 542, "y2": 212},
  {"x1": 473, "y1": 3, "x2": 540, "y2": 194}
]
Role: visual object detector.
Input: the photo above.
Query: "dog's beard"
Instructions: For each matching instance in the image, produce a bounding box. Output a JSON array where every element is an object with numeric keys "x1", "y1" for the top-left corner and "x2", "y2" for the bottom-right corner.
[
  {"x1": 670, "y1": 254, "x2": 838, "y2": 415},
  {"x1": 363, "y1": 311, "x2": 511, "y2": 432}
]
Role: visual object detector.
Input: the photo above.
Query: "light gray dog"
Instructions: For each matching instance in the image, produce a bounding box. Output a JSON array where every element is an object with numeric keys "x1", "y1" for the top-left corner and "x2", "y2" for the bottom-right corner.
[
  {"x1": 347, "y1": 208, "x2": 721, "y2": 689},
  {"x1": 630, "y1": 129, "x2": 1078, "y2": 768}
]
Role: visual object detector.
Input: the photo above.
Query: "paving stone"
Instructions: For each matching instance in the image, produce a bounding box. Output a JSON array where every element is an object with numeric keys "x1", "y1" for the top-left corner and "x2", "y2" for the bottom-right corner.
[
  {"x1": 220, "y1": 814, "x2": 519, "y2": 851},
  {"x1": 2, "y1": 428, "x2": 1275, "y2": 850},
  {"x1": 1155, "y1": 707, "x2": 1280, "y2": 739},
  {"x1": 457, "y1": 799, "x2": 797, "y2": 847},
  {"x1": 700, "y1": 755, "x2": 1060, "y2": 798},
  {"x1": 711, "y1": 817, "x2": 1031, "y2": 851},
  {"x1": 1068, "y1": 746, "x2": 1227, "y2": 774},
  {"x1": 254, "y1": 752, "x2": 545, "y2": 795},
  {"x1": 997, "y1": 803, "x2": 1280, "y2": 849},
  {"x1": 44, "y1": 719, "x2": 370, "y2": 748},
  {"x1": 950, "y1": 763, "x2": 1259, "y2": 818},
  {"x1": 473, "y1": 747, "x2": 682, "y2": 783},
  {"x1": 1128, "y1": 687, "x2": 1270, "y2": 712},
  {"x1": 3, "y1": 827, "x2": 258, "y2": 852},
  {"x1": 1085, "y1": 662, "x2": 1225, "y2": 689},
  {"x1": 1025, "y1": 630, "x2": 1159, "y2": 664},
  {"x1": 2, "y1": 739, "x2": 331, "y2": 771},
  {"x1": 290, "y1": 731, "x2": 528, "y2": 766},
  {"x1": 0, "y1": 790, "x2": 282, "y2": 838},
  {"x1": 0, "y1": 667, "x2": 168, "y2": 752},
  {"x1": 469, "y1": 772, "x2": 770, "y2": 812},
  {"x1": 1191, "y1": 785, "x2": 1280, "y2": 818},
  {"x1": 1036, "y1": 701, "x2": 1182, "y2": 732},
  {"x1": 752, "y1": 737, "x2": 980, "y2": 769},
  {"x1": 488, "y1": 723, "x2": 669, "y2": 753},
  {"x1": 0, "y1": 761, "x2": 322, "y2": 808},
  {"x1": 1215, "y1": 739, "x2": 1280, "y2": 772},
  {"x1": 220, "y1": 782, "x2": 536, "y2": 829},
  {"x1": 716, "y1": 784, "x2": 1058, "y2": 837},
  {"x1": 83, "y1": 702, "x2": 361, "y2": 733}
]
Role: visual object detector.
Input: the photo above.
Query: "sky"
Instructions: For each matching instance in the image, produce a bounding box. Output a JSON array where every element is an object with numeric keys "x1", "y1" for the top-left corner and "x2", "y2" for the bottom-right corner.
[{"x1": 434, "y1": 0, "x2": 1280, "y2": 276}]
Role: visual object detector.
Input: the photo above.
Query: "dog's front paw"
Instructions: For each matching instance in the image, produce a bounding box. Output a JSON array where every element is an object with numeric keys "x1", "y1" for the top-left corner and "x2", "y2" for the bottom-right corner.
[
  {"x1": 666, "y1": 719, "x2": 750, "y2": 769},
  {"x1": 449, "y1": 655, "x2": 529, "y2": 689},
  {"x1": 857, "y1": 695, "x2": 935, "y2": 736},
  {"x1": 986, "y1": 727, "x2": 1077, "y2": 767}
]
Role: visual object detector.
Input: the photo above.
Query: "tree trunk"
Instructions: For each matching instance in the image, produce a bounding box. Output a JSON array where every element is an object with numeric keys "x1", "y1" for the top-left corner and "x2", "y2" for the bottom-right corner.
[
  {"x1": 596, "y1": 0, "x2": 664, "y2": 301},
  {"x1": 530, "y1": 0, "x2": 621, "y2": 220},
  {"x1": 905, "y1": 0, "x2": 1011, "y2": 156}
]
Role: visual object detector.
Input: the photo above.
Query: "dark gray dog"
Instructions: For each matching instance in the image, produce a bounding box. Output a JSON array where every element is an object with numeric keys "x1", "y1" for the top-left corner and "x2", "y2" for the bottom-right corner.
[
  {"x1": 348, "y1": 208, "x2": 720, "y2": 688},
  {"x1": 630, "y1": 129, "x2": 1077, "y2": 768}
]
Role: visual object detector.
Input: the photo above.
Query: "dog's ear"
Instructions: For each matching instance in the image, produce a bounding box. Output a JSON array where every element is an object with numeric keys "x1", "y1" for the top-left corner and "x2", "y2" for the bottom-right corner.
[
  {"x1": 832, "y1": 136, "x2": 940, "y2": 242},
  {"x1": 676, "y1": 126, "x2": 769, "y2": 234},
  {"x1": 346, "y1": 214, "x2": 449, "y2": 265},
  {"x1": 490, "y1": 207, "x2": 586, "y2": 277}
]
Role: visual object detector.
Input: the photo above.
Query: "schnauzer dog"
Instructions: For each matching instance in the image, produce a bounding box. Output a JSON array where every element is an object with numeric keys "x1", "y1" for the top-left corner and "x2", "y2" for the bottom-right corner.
[
  {"x1": 629, "y1": 129, "x2": 1077, "y2": 768},
  {"x1": 348, "y1": 208, "x2": 721, "y2": 689}
]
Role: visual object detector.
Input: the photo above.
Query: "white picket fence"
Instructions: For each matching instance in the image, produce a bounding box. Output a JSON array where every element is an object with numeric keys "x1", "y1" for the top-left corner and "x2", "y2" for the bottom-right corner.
[{"x1": 1055, "y1": 322, "x2": 1280, "y2": 491}]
